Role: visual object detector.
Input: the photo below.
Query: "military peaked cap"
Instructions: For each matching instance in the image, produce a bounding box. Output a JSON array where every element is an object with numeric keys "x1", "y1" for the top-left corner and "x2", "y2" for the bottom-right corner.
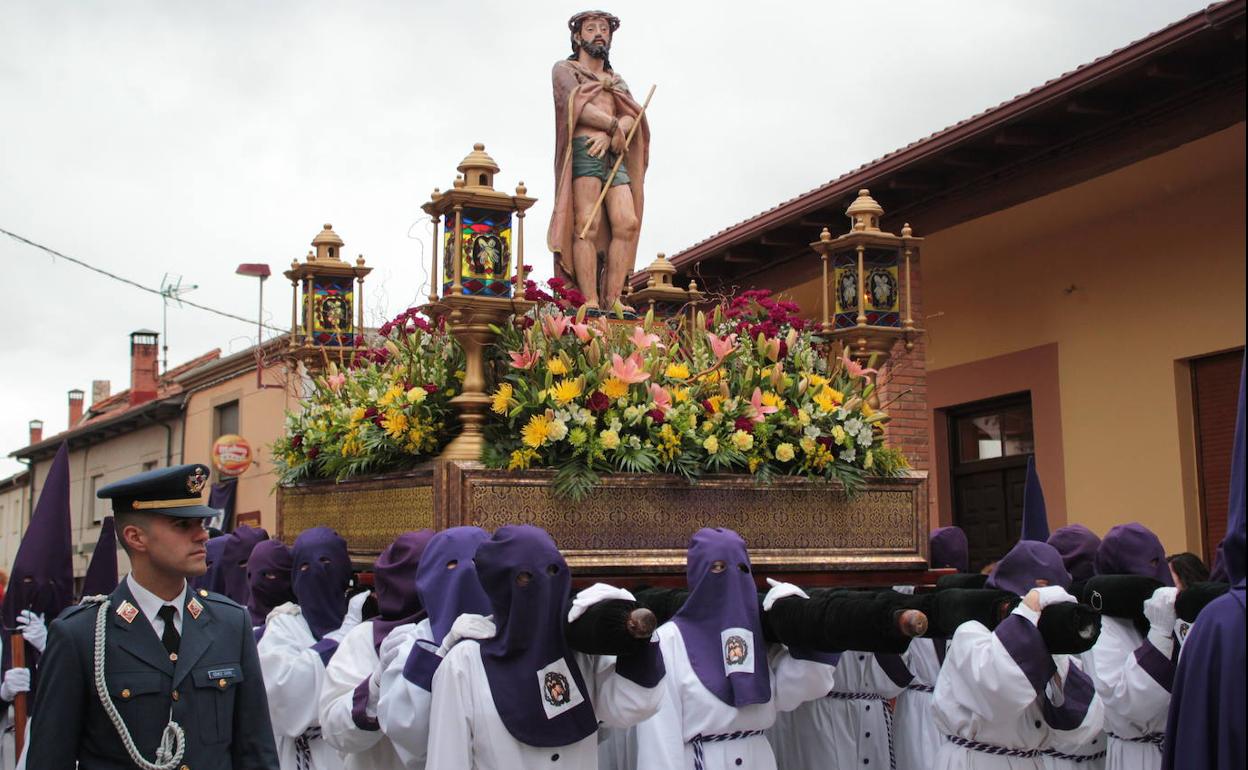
[{"x1": 97, "y1": 463, "x2": 217, "y2": 518}]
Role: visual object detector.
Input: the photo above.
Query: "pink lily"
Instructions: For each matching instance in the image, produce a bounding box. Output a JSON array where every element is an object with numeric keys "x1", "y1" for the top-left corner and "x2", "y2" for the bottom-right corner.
[
  {"x1": 762, "y1": 337, "x2": 782, "y2": 362},
  {"x1": 508, "y1": 344, "x2": 540, "y2": 370},
  {"x1": 648, "y1": 383, "x2": 672, "y2": 414},
  {"x1": 706, "y1": 331, "x2": 738, "y2": 361},
  {"x1": 609, "y1": 352, "x2": 651, "y2": 384},
  {"x1": 749, "y1": 387, "x2": 778, "y2": 423},
  {"x1": 570, "y1": 321, "x2": 596, "y2": 343},
  {"x1": 841, "y1": 349, "x2": 878, "y2": 379},
  {"x1": 541, "y1": 314, "x2": 571, "y2": 339},
  {"x1": 628, "y1": 325, "x2": 663, "y2": 351},
  {"x1": 326, "y1": 372, "x2": 346, "y2": 392}
]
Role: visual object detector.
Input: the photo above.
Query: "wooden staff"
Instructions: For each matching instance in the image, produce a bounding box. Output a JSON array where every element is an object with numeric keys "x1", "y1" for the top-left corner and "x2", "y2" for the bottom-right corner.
[
  {"x1": 577, "y1": 84, "x2": 656, "y2": 241},
  {"x1": 10, "y1": 632, "x2": 27, "y2": 758}
]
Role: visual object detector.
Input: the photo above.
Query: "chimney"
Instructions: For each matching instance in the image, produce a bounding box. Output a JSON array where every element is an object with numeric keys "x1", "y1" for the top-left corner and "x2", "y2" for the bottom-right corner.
[
  {"x1": 129, "y1": 330, "x2": 160, "y2": 406},
  {"x1": 91, "y1": 379, "x2": 111, "y2": 405},
  {"x1": 68, "y1": 389, "x2": 85, "y2": 427},
  {"x1": 28, "y1": 419, "x2": 44, "y2": 445}
]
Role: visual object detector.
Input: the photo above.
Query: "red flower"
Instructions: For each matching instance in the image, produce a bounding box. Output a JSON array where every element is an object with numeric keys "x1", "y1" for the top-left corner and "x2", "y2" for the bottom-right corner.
[
  {"x1": 734, "y1": 417, "x2": 755, "y2": 433},
  {"x1": 586, "y1": 391, "x2": 611, "y2": 413},
  {"x1": 307, "y1": 446, "x2": 320, "y2": 459},
  {"x1": 816, "y1": 435, "x2": 834, "y2": 449},
  {"x1": 423, "y1": 384, "x2": 438, "y2": 394},
  {"x1": 364, "y1": 407, "x2": 379, "y2": 418},
  {"x1": 647, "y1": 409, "x2": 666, "y2": 424},
  {"x1": 291, "y1": 434, "x2": 303, "y2": 448}
]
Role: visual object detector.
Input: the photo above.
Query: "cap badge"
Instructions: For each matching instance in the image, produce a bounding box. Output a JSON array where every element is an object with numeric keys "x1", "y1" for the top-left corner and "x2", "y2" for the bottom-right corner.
[
  {"x1": 187, "y1": 597, "x2": 203, "y2": 620},
  {"x1": 116, "y1": 600, "x2": 139, "y2": 624},
  {"x1": 186, "y1": 468, "x2": 208, "y2": 494}
]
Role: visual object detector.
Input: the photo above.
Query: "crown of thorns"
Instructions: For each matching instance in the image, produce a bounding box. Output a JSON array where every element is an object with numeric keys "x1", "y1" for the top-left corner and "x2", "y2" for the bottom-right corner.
[{"x1": 568, "y1": 11, "x2": 620, "y2": 34}]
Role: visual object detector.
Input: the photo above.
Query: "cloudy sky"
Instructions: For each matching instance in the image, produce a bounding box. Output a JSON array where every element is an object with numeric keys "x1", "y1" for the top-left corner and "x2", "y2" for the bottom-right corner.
[{"x1": 0, "y1": 0, "x2": 1211, "y2": 475}]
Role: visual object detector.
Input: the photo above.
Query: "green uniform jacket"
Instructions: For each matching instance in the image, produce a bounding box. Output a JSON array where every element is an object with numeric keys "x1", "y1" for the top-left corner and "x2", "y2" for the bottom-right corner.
[{"x1": 28, "y1": 580, "x2": 279, "y2": 770}]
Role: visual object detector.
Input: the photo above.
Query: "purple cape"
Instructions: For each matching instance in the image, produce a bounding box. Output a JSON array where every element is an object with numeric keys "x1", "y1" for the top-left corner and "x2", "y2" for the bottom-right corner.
[
  {"x1": 190, "y1": 535, "x2": 229, "y2": 593},
  {"x1": 475, "y1": 525, "x2": 598, "y2": 748},
  {"x1": 1163, "y1": 355, "x2": 1245, "y2": 769},
  {"x1": 930, "y1": 526, "x2": 970, "y2": 572},
  {"x1": 291, "y1": 526, "x2": 353, "y2": 640},
  {"x1": 1047, "y1": 524, "x2": 1101, "y2": 583},
  {"x1": 987, "y1": 540, "x2": 1071, "y2": 596},
  {"x1": 370, "y1": 530, "x2": 434, "y2": 650},
  {"x1": 1, "y1": 442, "x2": 74, "y2": 691},
  {"x1": 247, "y1": 539, "x2": 295, "y2": 627},
  {"x1": 1021, "y1": 456, "x2": 1050, "y2": 541},
  {"x1": 219, "y1": 525, "x2": 269, "y2": 605},
  {"x1": 81, "y1": 516, "x2": 119, "y2": 597},
  {"x1": 672, "y1": 527, "x2": 772, "y2": 708},
  {"x1": 1096, "y1": 522, "x2": 1174, "y2": 585},
  {"x1": 416, "y1": 526, "x2": 492, "y2": 644}
]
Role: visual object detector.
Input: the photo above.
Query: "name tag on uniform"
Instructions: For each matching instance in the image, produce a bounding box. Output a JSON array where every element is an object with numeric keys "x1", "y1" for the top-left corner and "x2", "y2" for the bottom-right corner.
[{"x1": 206, "y1": 667, "x2": 240, "y2": 680}]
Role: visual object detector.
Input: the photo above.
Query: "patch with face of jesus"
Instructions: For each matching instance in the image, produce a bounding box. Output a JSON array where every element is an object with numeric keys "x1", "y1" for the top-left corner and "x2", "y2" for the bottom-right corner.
[
  {"x1": 537, "y1": 657, "x2": 585, "y2": 719},
  {"x1": 720, "y1": 627, "x2": 756, "y2": 675}
]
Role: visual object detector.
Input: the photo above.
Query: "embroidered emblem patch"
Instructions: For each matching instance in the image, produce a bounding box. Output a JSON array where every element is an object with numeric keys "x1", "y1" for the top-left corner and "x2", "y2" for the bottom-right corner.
[
  {"x1": 187, "y1": 597, "x2": 203, "y2": 620},
  {"x1": 186, "y1": 468, "x2": 208, "y2": 494},
  {"x1": 720, "y1": 627, "x2": 756, "y2": 675},
  {"x1": 536, "y1": 657, "x2": 584, "y2": 719},
  {"x1": 116, "y1": 601, "x2": 139, "y2": 624}
]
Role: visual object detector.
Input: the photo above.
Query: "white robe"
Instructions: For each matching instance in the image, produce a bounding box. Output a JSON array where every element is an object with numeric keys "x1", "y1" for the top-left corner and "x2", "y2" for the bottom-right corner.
[
  {"x1": 1041, "y1": 656, "x2": 1106, "y2": 770},
  {"x1": 635, "y1": 621, "x2": 838, "y2": 770},
  {"x1": 896, "y1": 637, "x2": 944, "y2": 770},
  {"x1": 426, "y1": 639, "x2": 664, "y2": 770},
  {"x1": 257, "y1": 605, "x2": 344, "y2": 770},
  {"x1": 932, "y1": 607, "x2": 1105, "y2": 770},
  {"x1": 320, "y1": 618, "x2": 416, "y2": 770},
  {"x1": 1082, "y1": 617, "x2": 1171, "y2": 770},
  {"x1": 770, "y1": 650, "x2": 907, "y2": 770},
  {"x1": 375, "y1": 619, "x2": 439, "y2": 770}
]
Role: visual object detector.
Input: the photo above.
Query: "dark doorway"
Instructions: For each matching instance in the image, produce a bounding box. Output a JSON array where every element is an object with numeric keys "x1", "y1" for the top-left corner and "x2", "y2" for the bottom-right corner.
[
  {"x1": 948, "y1": 393, "x2": 1035, "y2": 571},
  {"x1": 1192, "y1": 348, "x2": 1244, "y2": 564}
]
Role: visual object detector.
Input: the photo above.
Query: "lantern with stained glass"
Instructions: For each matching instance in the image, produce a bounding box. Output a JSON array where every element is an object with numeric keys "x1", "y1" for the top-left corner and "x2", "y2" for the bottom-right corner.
[
  {"x1": 811, "y1": 189, "x2": 921, "y2": 366},
  {"x1": 284, "y1": 224, "x2": 372, "y2": 358}
]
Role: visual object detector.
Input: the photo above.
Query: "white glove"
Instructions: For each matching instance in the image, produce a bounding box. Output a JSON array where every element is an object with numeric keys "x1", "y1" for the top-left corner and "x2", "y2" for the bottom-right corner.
[
  {"x1": 1033, "y1": 586, "x2": 1076, "y2": 609},
  {"x1": 763, "y1": 577, "x2": 809, "y2": 611},
  {"x1": 437, "y1": 613, "x2": 496, "y2": 656},
  {"x1": 378, "y1": 624, "x2": 421, "y2": 672},
  {"x1": 568, "y1": 583, "x2": 636, "y2": 623},
  {"x1": 1144, "y1": 586, "x2": 1179, "y2": 655},
  {"x1": 0, "y1": 668, "x2": 30, "y2": 701},
  {"x1": 1016, "y1": 586, "x2": 1075, "y2": 624},
  {"x1": 266, "y1": 601, "x2": 301, "y2": 622},
  {"x1": 16, "y1": 610, "x2": 47, "y2": 653},
  {"x1": 339, "y1": 590, "x2": 371, "y2": 636}
]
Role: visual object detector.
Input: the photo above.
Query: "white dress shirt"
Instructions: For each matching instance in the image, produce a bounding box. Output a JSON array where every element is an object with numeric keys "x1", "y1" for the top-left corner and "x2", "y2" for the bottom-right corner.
[{"x1": 126, "y1": 573, "x2": 187, "y2": 638}]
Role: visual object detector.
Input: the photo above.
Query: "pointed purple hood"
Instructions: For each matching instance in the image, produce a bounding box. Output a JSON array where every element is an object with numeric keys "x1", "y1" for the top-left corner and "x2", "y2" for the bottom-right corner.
[
  {"x1": 1048, "y1": 524, "x2": 1101, "y2": 583},
  {"x1": 672, "y1": 527, "x2": 771, "y2": 708},
  {"x1": 930, "y1": 527, "x2": 970, "y2": 573},
  {"x1": 190, "y1": 535, "x2": 229, "y2": 593},
  {"x1": 247, "y1": 539, "x2": 295, "y2": 626},
  {"x1": 988, "y1": 540, "x2": 1072, "y2": 596},
  {"x1": 1096, "y1": 523, "x2": 1173, "y2": 586},
  {"x1": 416, "y1": 526, "x2": 492, "y2": 644},
  {"x1": 220, "y1": 525, "x2": 269, "y2": 605},
  {"x1": 475, "y1": 525, "x2": 598, "y2": 748},
  {"x1": 1021, "y1": 456, "x2": 1050, "y2": 542},
  {"x1": 80, "y1": 516, "x2": 119, "y2": 597},
  {"x1": 370, "y1": 530, "x2": 435, "y2": 650}
]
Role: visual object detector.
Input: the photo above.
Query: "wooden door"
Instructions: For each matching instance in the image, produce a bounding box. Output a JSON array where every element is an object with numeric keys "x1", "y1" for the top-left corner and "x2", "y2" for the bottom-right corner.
[{"x1": 1192, "y1": 349, "x2": 1244, "y2": 563}]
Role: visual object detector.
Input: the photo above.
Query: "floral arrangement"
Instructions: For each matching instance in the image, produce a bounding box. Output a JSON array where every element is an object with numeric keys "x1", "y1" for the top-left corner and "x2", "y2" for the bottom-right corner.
[
  {"x1": 483, "y1": 284, "x2": 909, "y2": 499},
  {"x1": 272, "y1": 308, "x2": 464, "y2": 483}
]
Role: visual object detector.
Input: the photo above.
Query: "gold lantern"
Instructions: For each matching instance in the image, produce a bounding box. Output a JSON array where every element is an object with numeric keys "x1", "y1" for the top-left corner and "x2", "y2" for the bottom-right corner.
[
  {"x1": 284, "y1": 224, "x2": 372, "y2": 365},
  {"x1": 421, "y1": 144, "x2": 536, "y2": 461},
  {"x1": 811, "y1": 189, "x2": 921, "y2": 367}
]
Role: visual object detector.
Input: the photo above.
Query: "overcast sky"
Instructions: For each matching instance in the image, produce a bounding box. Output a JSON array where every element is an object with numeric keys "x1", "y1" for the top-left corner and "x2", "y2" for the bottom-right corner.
[{"x1": 0, "y1": 0, "x2": 1212, "y2": 476}]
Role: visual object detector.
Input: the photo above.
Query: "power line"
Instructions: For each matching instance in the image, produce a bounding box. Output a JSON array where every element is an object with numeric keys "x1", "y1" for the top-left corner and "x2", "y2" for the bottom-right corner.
[{"x1": 1, "y1": 225, "x2": 286, "y2": 333}]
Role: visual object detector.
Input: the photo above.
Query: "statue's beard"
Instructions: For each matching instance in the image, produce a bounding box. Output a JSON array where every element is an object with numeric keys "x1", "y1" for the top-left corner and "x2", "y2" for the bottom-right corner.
[{"x1": 580, "y1": 39, "x2": 610, "y2": 60}]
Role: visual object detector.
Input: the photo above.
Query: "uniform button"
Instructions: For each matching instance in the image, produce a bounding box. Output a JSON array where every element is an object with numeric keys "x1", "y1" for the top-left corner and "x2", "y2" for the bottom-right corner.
[
  {"x1": 1034, "y1": 720, "x2": 1042, "y2": 729},
  {"x1": 858, "y1": 655, "x2": 865, "y2": 661},
  {"x1": 735, "y1": 760, "x2": 743, "y2": 766},
  {"x1": 172, "y1": 690, "x2": 180, "y2": 701},
  {"x1": 865, "y1": 705, "x2": 870, "y2": 711},
  {"x1": 199, "y1": 589, "x2": 209, "y2": 597},
  {"x1": 120, "y1": 689, "x2": 131, "y2": 699},
  {"x1": 550, "y1": 753, "x2": 559, "y2": 761},
  {"x1": 170, "y1": 653, "x2": 178, "y2": 662},
  {"x1": 865, "y1": 732, "x2": 871, "y2": 738},
  {"x1": 218, "y1": 678, "x2": 228, "y2": 689}
]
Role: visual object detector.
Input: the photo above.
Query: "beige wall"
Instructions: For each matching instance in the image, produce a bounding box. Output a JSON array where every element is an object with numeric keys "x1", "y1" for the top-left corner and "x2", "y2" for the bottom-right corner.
[
  {"x1": 0, "y1": 476, "x2": 32, "y2": 573},
  {"x1": 920, "y1": 123, "x2": 1246, "y2": 553},
  {"x1": 182, "y1": 366, "x2": 302, "y2": 533}
]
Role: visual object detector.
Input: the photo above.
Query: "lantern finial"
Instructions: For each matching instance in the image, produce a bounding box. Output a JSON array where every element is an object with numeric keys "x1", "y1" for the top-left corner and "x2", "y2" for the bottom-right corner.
[{"x1": 846, "y1": 189, "x2": 885, "y2": 232}]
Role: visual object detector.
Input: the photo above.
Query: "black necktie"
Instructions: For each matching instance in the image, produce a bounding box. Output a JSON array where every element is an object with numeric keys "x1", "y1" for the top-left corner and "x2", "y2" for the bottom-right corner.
[{"x1": 157, "y1": 605, "x2": 181, "y2": 656}]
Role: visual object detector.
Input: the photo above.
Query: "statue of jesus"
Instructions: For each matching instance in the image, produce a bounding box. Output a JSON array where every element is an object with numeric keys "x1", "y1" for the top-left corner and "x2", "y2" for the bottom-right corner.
[{"x1": 547, "y1": 10, "x2": 650, "y2": 311}]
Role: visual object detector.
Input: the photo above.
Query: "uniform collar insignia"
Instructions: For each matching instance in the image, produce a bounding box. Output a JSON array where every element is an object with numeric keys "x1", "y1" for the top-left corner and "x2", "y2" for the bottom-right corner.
[
  {"x1": 116, "y1": 600, "x2": 139, "y2": 624},
  {"x1": 187, "y1": 597, "x2": 203, "y2": 620}
]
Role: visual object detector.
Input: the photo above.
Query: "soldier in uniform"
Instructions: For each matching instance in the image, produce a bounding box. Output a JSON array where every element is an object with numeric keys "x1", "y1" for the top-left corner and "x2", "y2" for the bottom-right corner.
[{"x1": 26, "y1": 463, "x2": 279, "y2": 770}]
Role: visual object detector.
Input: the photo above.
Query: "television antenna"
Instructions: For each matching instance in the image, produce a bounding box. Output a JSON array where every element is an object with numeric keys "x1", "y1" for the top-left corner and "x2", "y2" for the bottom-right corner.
[{"x1": 160, "y1": 274, "x2": 199, "y2": 373}]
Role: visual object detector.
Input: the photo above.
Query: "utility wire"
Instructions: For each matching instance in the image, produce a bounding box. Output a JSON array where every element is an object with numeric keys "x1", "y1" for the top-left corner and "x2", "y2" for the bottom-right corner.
[{"x1": 1, "y1": 226, "x2": 286, "y2": 333}]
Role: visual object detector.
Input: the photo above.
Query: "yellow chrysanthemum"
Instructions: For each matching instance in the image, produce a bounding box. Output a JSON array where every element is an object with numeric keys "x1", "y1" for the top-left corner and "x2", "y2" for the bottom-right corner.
[
  {"x1": 703, "y1": 436, "x2": 720, "y2": 454},
  {"x1": 705, "y1": 395, "x2": 724, "y2": 414},
  {"x1": 406, "y1": 387, "x2": 428, "y2": 404},
  {"x1": 599, "y1": 429, "x2": 621, "y2": 450},
  {"x1": 350, "y1": 406, "x2": 367, "y2": 423},
  {"x1": 491, "y1": 383, "x2": 515, "y2": 415},
  {"x1": 508, "y1": 448, "x2": 540, "y2": 470},
  {"x1": 602, "y1": 378, "x2": 630, "y2": 399},
  {"x1": 806, "y1": 373, "x2": 829, "y2": 388},
  {"x1": 378, "y1": 384, "x2": 405, "y2": 408},
  {"x1": 775, "y1": 442, "x2": 796, "y2": 462},
  {"x1": 832, "y1": 425, "x2": 847, "y2": 445},
  {"x1": 382, "y1": 410, "x2": 409, "y2": 439},
  {"x1": 671, "y1": 386, "x2": 690, "y2": 403},
  {"x1": 664, "y1": 362, "x2": 690, "y2": 380},
  {"x1": 731, "y1": 430, "x2": 754, "y2": 452},
  {"x1": 813, "y1": 386, "x2": 844, "y2": 413},
  {"x1": 548, "y1": 358, "x2": 569, "y2": 376},
  {"x1": 799, "y1": 436, "x2": 818, "y2": 455},
  {"x1": 550, "y1": 378, "x2": 584, "y2": 406},
  {"x1": 761, "y1": 391, "x2": 785, "y2": 410},
  {"x1": 522, "y1": 414, "x2": 553, "y2": 447}
]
